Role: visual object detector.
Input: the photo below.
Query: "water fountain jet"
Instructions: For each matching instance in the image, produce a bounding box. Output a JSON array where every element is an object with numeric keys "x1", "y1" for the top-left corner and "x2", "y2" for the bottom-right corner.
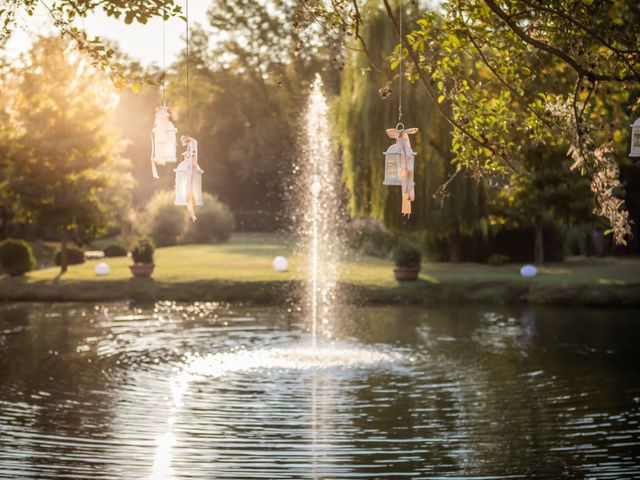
[{"x1": 298, "y1": 75, "x2": 343, "y2": 347}]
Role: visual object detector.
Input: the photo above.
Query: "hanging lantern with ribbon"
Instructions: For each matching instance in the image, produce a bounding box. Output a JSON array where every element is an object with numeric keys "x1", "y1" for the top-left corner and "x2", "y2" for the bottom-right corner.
[
  {"x1": 384, "y1": 124, "x2": 418, "y2": 216},
  {"x1": 383, "y1": 0, "x2": 419, "y2": 217},
  {"x1": 150, "y1": 104, "x2": 177, "y2": 178},
  {"x1": 174, "y1": 135, "x2": 203, "y2": 221}
]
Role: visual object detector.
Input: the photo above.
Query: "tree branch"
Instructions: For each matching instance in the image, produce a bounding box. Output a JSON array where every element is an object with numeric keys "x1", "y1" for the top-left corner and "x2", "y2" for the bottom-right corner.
[
  {"x1": 519, "y1": 0, "x2": 640, "y2": 83},
  {"x1": 465, "y1": 29, "x2": 554, "y2": 129},
  {"x1": 483, "y1": 0, "x2": 636, "y2": 83}
]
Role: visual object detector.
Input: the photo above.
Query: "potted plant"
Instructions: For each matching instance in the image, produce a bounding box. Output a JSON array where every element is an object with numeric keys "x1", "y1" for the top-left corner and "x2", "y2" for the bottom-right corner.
[
  {"x1": 393, "y1": 243, "x2": 421, "y2": 281},
  {"x1": 129, "y1": 236, "x2": 155, "y2": 278}
]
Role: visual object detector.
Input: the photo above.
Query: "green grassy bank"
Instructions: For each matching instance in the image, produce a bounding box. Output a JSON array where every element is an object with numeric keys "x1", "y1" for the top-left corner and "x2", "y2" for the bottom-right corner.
[{"x1": 1, "y1": 234, "x2": 639, "y2": 306}]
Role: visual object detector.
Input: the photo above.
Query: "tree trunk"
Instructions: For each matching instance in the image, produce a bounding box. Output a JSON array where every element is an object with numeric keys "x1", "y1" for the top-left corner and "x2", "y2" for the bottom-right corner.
[
  {"x1": 534, "y1": 216, "x2": 544, "y2": 264},
  {"x1": 449, "y1": 229, "x2": 462, "y2": 263},
  {"x1": 60, "y1": 229, "x2": 69, "y2": 274}
]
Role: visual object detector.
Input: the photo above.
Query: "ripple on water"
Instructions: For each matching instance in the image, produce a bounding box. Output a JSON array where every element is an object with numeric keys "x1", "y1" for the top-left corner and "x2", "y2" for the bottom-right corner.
[
  {"x1": 0, "y1": 303, "x2": 640, "y2": 479},
  {"x1": 181, "y1": 341, "x2": 408, "y2": 378}
]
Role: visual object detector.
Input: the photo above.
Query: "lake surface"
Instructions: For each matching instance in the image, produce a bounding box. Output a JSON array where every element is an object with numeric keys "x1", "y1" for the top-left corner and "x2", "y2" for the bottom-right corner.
[{"x1": 0, "y1": 302, "x2": 639, "y2": 479}]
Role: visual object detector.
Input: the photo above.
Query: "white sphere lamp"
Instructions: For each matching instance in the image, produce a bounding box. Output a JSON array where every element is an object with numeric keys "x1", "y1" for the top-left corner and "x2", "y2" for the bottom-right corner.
[
  {"x1": 520, "y1": 264, "x2": 537, "y2": 278},
  {"x1": 95, "y1": 262, "x2": 110, "y2": 276},
  {"x1": 273, "y1": 256, "x2": 288, "y2": 272}
]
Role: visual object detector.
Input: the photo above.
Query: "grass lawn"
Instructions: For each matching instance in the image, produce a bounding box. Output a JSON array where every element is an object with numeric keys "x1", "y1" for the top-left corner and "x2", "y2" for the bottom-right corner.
[{"x1": 2, "y1": 233, "x2": 639, "y2": 305}]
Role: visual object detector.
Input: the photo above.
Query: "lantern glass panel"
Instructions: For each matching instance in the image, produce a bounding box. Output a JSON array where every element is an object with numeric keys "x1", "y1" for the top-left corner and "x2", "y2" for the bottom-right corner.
[
  {"x1": 384, "y1": 156, "x2": 401, "y2": 185},
  {"x1": 633, "y1": 131, "x2": 640, "y2": 149},
  {"x1": 175, "y1": 171, "x2": 188, "y2": 205}
]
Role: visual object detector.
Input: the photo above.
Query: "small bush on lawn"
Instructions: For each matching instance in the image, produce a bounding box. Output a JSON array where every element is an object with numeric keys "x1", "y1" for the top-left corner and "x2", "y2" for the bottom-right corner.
[
  {"x1": 181, "y1": 193, "x2": 235, "y2": 243},
  {"x1": 0, "y1": 239, "x2": 36, "y2": 276},
  {"x1": 103, "y1": 243, "x2": 128, "y2": 257},
  {"x1": 54, "y1": 247, "x2": 85, "y2": 266},
  {"x1": 393, "y1": 243, "x2": 422, "y2": 268},
  {"x1": 143, "y1": 190, "x2": 186, "y2": 246},
  {"x1": 347, "y1": 217, "x2": 397, "y2": 258},
  {"x1": 487, "y1": 253, "x2": 510, "y2": 266},
  {"x1": 131, "y1": 236, "x2": 155, "y2": 264}
]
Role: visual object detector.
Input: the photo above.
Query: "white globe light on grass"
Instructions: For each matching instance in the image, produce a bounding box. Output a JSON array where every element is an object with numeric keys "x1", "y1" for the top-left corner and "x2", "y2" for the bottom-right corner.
[
  {"x1": 520, "y1": 264, "x2": 537, "y2": 278},
  {"x1": 273, "y1": 256, "x2": 288, "y2": 272},
  {"x1": 95, "y1": 262, "x2": 110, "y2": 276}
]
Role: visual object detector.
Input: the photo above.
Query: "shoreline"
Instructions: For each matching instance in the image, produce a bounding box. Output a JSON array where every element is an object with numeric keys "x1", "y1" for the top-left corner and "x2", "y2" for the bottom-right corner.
[{"x1": 1, "y1": 278, "x2": 639, "y2": 307}]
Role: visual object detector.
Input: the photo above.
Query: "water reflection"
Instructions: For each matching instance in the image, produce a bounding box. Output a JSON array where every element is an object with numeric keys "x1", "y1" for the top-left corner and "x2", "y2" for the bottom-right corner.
[{"x1": 0, "y1": 303, "x2": 639, "y2": 478}]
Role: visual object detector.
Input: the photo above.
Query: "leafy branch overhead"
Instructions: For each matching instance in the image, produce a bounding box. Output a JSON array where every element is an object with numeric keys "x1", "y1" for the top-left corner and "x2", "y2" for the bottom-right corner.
[
  {"x1": 1, "y1": 0, "x2": 183, "y2": 89},
  {"x1": 301, "y1": 0, "x2": 639, "y2": 244}
]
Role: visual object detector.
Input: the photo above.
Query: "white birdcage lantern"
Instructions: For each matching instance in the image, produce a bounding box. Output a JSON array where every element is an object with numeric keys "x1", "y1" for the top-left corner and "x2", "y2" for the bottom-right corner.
[
  {"x1": 383, "y1": 127, "x2": 416, "y2": 186},
  {"x1": 174, "y1": 136, "x2": 203, "y2": 217},
  {"x1": 383, "y1": 124, "x2": 418, "y2": 216},
  {"x1": 630, "y1": 118, "x2": 640, "y2": 157},
  {"x1": 151, "y1": 105, "x2": 177, "y2": 171}
]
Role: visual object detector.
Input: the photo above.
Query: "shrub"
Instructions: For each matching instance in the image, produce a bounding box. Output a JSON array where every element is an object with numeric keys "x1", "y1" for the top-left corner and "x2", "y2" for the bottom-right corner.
[
  {"x1": 487, "y1": 253, "x2": 510, "y2": 266},
  {"x1": 103, "y1": 243, "x2": 128, "y2": 257},
  {"x1": 143, "y1": 190, "x2": 186, "y2": 246},
  {"x1": 393, "y1": 243, "x2": 421, "y2": 268},
  {"x1": 0, "y1": 239, "x2": 36, "y2": 276},
  {"x1": 181, "y1": 193, "x2": 235, "y2": 243},
  {"x1": 347, "y1": 217, "x2": 397, "y2": 258},
  {"x1": 131, "y1": 236, "x2": 155, "y2": 264},
  {"x1": 54, "y1": 247, "x2": 85, "y2": 266}
]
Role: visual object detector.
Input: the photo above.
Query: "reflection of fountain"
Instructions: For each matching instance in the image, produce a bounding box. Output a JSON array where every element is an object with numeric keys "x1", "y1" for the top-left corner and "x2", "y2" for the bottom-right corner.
[{"x1": 299, "y1": 75, "x2": 342, "y2": 346}]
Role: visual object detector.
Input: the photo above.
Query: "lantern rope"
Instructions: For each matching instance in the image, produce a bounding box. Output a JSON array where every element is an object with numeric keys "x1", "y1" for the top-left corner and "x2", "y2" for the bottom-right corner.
[
  {"x1": 162, "y1": 17, "x2": 166, "y2": 104},
  {"x1": 186, "y1": 0, "x2": 190, "y2": 135},
  {"x1": 397, "y1": 0, "x2": 402, "y2": 125}
]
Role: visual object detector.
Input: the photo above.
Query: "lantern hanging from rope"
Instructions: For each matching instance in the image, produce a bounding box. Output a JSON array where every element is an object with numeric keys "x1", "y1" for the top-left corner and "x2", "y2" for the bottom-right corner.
[
  {"x1": 150, "y1": 104, "x2": 177, "y2": 178},
  {"x1": 630, "y1": 117, "x2": 640, "y2": 157},
  {"x1": 173, "y1": 0, "x2": 203, "y2": 221},
  {"x1": 382, "y1": 0, "x2": 418, "y2": 216},
  {"x1": 174, "y1": 135, "x2": 203, "y2": 221},
  {"x1": 149, "y1": 13, "x2": 177, "y2": 179}
]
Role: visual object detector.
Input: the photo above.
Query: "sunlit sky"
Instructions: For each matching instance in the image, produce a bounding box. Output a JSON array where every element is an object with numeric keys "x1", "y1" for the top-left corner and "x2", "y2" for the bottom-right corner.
[{"x1": 7, "y1": 0, "x2": 211, "y2": 66}]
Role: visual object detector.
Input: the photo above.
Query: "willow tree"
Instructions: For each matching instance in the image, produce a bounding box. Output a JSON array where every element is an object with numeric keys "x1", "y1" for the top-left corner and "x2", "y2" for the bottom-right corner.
[{"x1": 337, "y1": 7, "x2": 486, "y2": 261}]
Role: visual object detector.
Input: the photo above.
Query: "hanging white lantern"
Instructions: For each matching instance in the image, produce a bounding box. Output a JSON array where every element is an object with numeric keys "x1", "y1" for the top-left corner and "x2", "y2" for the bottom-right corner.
[
  {"x1": 151, "y1": 105, "x2": 178, "y2": 178},
  {"x1": 384, "y1": 125, "x2": 418, "y2": 216},
  {"x1": 630, "y1": 117, "x2": 640, "y2": 157},
  {"x1": 175, "y1": 135, "x2": 203, "y2": 221}
]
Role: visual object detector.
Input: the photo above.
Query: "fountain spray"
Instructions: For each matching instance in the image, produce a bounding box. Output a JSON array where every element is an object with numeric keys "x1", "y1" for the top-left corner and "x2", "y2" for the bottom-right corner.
[{"x1": 298, "y1": 75, "x2": 342, "y2": 347}]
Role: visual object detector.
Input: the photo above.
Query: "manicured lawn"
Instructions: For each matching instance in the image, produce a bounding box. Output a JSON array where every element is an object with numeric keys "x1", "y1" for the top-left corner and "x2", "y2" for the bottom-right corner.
[
  {"x1": 2, "y1": 233, "x2": 639, "y2": 305},
  {"x1": 23, "y1": 233, "x2": 640, "y2": 286}
]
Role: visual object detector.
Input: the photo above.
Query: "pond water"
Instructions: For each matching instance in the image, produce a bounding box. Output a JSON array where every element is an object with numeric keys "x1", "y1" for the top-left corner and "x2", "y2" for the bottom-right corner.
[{"x1": 0, "y1": 302, "x2": 638, "y2": 479}]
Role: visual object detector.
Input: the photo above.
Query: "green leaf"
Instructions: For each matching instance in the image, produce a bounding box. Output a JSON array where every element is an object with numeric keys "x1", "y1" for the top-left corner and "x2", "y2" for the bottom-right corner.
[{"x1": 448, "y1": 33, "x2": 461, "y2": 49}]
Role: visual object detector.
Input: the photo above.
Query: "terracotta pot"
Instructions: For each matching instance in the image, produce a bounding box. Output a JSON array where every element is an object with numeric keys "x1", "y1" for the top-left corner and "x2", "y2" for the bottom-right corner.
[
  {"x1": 129, "y1": 263, "x2": 155, "y2": 278},
  {"x1": 393, "y1": 265, "x2": 421, "y2": 281}
]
